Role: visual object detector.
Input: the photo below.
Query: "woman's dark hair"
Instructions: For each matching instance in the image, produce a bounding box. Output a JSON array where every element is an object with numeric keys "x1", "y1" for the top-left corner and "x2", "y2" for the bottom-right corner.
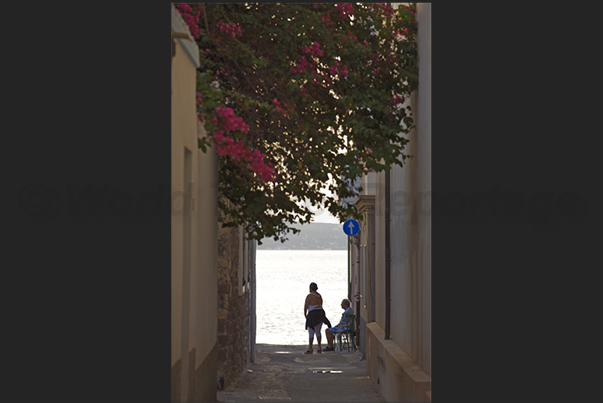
[{"x1": 310, "y1": 282, "x2": 318, "y2": 291}]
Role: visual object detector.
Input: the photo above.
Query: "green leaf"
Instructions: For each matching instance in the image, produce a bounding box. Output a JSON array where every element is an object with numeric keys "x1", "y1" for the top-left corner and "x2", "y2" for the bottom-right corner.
[{"x1": 190, "y1": 3, "x2": 418, "y2": 242}]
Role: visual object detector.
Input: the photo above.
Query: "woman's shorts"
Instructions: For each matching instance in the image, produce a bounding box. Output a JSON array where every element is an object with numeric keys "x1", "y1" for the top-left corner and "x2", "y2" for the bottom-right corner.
[{"x1": 308, "y1": 323, "x2": 323, "y2": 337}]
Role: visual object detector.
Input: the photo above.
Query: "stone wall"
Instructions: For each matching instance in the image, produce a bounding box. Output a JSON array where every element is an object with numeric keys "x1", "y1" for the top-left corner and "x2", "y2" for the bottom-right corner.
[{"x1": 217, "y1": 222, "x2": 250, "y2": 388}]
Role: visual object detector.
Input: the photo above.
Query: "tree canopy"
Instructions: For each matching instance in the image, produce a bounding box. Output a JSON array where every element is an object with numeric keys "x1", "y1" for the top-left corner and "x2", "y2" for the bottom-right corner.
[{"x1": 174, "y1": 3, "x2": 418, "y2": 243}]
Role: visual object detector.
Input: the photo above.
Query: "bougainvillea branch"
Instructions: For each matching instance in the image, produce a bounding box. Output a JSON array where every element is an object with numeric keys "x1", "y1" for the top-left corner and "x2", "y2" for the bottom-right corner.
[{"x1": 175, "y1": 3, "x2": 418, "y2": 243}]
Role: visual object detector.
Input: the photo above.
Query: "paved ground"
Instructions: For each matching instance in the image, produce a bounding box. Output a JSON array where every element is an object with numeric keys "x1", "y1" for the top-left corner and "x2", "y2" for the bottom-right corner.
[{"x1": 217, "y1": 344, "x2": 385, "y2": 403}]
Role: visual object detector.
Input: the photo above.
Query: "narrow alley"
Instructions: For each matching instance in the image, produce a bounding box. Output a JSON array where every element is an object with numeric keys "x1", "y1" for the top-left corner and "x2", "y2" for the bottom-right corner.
[
  {"x1": 172, "y1": 4, "x2": 432, "y2": 402},
  {"x1": 217, "y1": 344, "x2": 385, "y2": 403}
]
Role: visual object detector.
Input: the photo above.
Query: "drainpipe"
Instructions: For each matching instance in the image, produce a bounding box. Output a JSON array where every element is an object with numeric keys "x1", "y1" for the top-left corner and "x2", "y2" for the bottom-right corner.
[
  {"x1": 250, "y1": 239, "x2": 256, "y2": 363},
  {"x1": 384, "y1": 3, "x2": 392, "y2": 342},
  {"x1": 385, "y1": 168, "x2": 391, "y2": 340},
  {"x1": 385, "y1": 3, "x2": 392, "y2": 340}
]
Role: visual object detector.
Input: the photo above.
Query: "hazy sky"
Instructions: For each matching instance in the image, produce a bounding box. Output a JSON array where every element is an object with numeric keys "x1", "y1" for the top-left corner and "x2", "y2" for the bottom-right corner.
[
  {"x1": 302, "y1": 196, "x2": 341, "y2": 224},
  {"x1": 300, "y1": 175, "x2": 344, "y2": 224},
  {"x1": 310, "y1": 208, "x2": 340, "y2": 224}
]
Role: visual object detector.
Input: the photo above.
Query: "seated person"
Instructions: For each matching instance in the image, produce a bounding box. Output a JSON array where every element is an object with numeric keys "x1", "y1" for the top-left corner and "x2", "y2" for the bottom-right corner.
[{"x1": 323, "y1": 298, "x2": 354, "y2": 351}]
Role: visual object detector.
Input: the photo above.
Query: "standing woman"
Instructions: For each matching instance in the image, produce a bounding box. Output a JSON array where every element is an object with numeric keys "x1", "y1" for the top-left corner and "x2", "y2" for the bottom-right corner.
[{"x1": 304, "y1": 282, "x2": 325, "y2": 354}]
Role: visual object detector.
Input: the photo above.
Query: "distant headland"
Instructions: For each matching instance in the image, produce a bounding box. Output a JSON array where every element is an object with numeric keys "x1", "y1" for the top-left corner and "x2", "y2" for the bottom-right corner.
[{"x1": 257, "y1": 222, "x2": 348, "y2": 250}]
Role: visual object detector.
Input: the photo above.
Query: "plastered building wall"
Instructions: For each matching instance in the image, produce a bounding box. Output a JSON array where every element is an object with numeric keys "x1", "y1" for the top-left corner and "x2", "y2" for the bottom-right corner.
[
  {"x1": 171, "y1": 5, "x2": 218, "y2": 402},
  {"x1": 364, "y1": 3, "x2": 431, "y2": 402}
]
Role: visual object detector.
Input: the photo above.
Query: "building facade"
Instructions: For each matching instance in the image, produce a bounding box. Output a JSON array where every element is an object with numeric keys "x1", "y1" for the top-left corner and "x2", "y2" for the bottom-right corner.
[
  {"x1": 354, "y1": 3, "x2": 432, "y2": 402},
  {"x1": 171, "y1": 5, "x2": 219, "y2": 402},
  {"x1": 172, "y1": 6, "x2": 258, "y2": 401},
  {"x1": 216, "y1": 220, "x2": 255, "y2": 389}
]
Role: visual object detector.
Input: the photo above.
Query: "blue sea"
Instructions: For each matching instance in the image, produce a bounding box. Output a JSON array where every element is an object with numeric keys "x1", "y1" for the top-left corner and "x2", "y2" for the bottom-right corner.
[{"x1": 255, "y1": 249, "x2": 348, "y2": 345}]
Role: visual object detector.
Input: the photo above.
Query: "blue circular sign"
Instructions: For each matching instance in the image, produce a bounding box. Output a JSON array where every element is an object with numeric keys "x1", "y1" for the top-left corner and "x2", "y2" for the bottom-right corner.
[{"x1": 343, "y1": 219, "x2": 360, "y2": 236}]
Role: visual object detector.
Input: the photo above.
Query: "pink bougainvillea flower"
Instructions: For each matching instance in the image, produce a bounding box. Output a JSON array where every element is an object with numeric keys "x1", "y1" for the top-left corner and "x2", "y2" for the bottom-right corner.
[
  {"x1": 341, "y1": 65, "x2": 349, "y2": 78},
  {"x1": 335, "y1": 3, "x2": 355, "y2": 19},
  {"x1": 174, "y1": 3, "x2": 201, "y2": 38},
  {"x1": 216, "y1": 21, "x2": 242, "y2": 38},
  {"x1": 301, "y1": 41, "x2": 324, "y2": 57},
  {"x1": 211, "y1": 107, "x2": 276, "y2": 182}
]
